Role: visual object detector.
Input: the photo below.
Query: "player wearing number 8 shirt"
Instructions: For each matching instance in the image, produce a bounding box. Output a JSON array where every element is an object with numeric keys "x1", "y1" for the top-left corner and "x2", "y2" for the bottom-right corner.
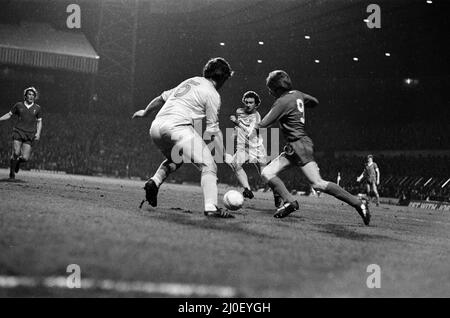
[
  {"x1": 0, "y1": 87, "x2": 42, "y2": 180},
  {"x1": 132, "y1": 57, "x2": 234, "y2": 218},
  {"x1": 256, "y1": 70, "x2": 371, "y2": 225}
]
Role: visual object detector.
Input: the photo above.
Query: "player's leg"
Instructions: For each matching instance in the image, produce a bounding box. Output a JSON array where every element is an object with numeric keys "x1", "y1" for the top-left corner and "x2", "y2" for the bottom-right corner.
[
  {"x1": 185, "y1": 130, "x2": 233, "y2": 218},
  {"x1": 9, "y1": 140, "x2": 22, "y2": 179},
  {"x1": 366, "y1": 183, "x2": 371, "y2": 196},
  {"x1": 150, "y1": 159, "x2": 182, "y2": 188},
  {"x1": 365, "y1": 183, "x2": 372, "y2": 200},
  {"x1": 142, "y1": 120, "x2": 183, "y2": 207},
  {"x1": 301, "y1": 161, "x2": 370, "y2": 225},
  {"x1": 15, "y1": 142, "x2": 32, "y2": 173},
  {"x1": 261, "y1": 153, "x2": 299, "y2": 217},
  {"x1": 259, "y1": 162, "x2": 283, "y2": 208},
  {"x1": 143, "y1": 159, "x2": 183, "y2": 207},
  {"x1": 228, "y1": 150, "x2": 253, "y2": 198},
  {"x1": 255, "y1": 145, "x2": 284, "y2": 209},
  {"x1": 372, "y1": 182, "x2": 380, "y2": 206}
]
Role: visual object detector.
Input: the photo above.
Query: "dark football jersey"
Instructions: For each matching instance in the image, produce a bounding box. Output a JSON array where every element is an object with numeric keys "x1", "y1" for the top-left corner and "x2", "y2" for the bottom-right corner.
[
  {"x1": 364, "y1": 162, "x2": 379, "y2": 182},
  {"x1": 10, "y1": 102, "x2": 42, "y2": 133},
  {"x1": 259, "y1": 90, "x2": 307, "y2": 141}
]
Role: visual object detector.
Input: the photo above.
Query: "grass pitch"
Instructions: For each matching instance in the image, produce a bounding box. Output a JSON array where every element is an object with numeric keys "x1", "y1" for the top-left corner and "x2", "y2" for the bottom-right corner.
[{"x1": 0, "y1": 169, "x2": 449, "y2": 297}]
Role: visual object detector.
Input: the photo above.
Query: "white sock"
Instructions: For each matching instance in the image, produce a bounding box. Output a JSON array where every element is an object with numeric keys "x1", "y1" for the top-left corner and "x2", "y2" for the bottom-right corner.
[
  {"x1": 235, "y1": 167, "x2": 251, "y2": 189},
  {"x1": 201, "y1": 173, "x2": 218, "y2": 211},
  {"x1": 151, "y1": 165, "x2": 169, "y2": 187}
]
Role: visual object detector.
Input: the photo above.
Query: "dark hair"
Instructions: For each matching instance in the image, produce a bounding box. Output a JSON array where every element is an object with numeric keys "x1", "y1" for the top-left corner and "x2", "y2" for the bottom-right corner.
[
  {"x1": 23, "y1": 86, "x2": 38, "y2": 100},
  {"x1": 367, "y1": 154, "x2": 373, "y2": 159},
  {"x1": 203, "y1": 57, "x2": 233, "y2": 89},
  {"x1": 242, "y1": 90, "x2": 261, "y2": 106},
  {"x1": 266, "y1": 70, "x2": 292, "y2": 97}
]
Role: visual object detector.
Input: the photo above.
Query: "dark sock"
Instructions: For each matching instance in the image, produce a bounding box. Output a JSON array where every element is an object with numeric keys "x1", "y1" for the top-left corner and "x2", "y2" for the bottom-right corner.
[
  {"x1": 10, "y1": 158, "x2": 17, "y2": 172},
  {"x1": 324, "y1": 182, "x2": 361, "y2": 208},
  {"x1": 268, "y1": 176, "x2": 295, "y2": 203}
]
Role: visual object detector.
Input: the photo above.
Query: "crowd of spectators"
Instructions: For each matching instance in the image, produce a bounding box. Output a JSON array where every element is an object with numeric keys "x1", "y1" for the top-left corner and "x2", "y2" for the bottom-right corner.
[
  {"x1": 1, "y1": 111, "x2": 449, "y2": 203},
  {"x1": 309, "y1": 120, "x2": 450, "y2": 151}
]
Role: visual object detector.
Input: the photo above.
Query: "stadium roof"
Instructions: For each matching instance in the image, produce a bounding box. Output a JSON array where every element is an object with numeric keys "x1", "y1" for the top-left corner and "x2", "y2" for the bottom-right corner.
[{"x1": 0, "y1": 22, "x2": 99, "y2": 74}]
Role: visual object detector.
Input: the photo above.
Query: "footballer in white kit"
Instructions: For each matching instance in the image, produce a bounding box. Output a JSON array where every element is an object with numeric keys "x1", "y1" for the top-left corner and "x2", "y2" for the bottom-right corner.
[
  {"x1": 227, "y1": 91, "x2": 283, "y2": 207},
  {"x1": 227, "y1": 91, "x2": 266, "y2": 197},
  {"x1": 132, "y1": 57, "x2": 234, "y2": 218}
]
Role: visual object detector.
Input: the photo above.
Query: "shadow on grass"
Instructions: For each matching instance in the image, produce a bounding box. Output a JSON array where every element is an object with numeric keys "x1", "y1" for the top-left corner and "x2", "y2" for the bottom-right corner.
[
  {"x1": 314, "y1": 223, "x2": 399, "y2": 242},
  {"x1": 0, "y1": 178, "x2": 26, "y2": 183},
  {"x1": 146, "y1": 208, "x2": 276, "y2": 240}
]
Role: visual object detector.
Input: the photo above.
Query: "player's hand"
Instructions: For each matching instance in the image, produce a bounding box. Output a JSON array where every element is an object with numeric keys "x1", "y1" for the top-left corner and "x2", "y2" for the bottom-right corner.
[
  {"x1": 377, "y1": 180, "x2": 380, "y2": 185},
  {"x1": 248, "y1": 126, "x2": 258, "y2": 139},
  {"x1": 34, "y1": 134, "x2": 40, "y2": 141},
  {"x1": 229, "y1": 115, "x2": 237, "y2": 124},
  {"x1": 224, "y1": 153, "x2": 233, "y2": 165},
  {"x1": 132, "y1": 110, "x2": 145, "y2": 119}
]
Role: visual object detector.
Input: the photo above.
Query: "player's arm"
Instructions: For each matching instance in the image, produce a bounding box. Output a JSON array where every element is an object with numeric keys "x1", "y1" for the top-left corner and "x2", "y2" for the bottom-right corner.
[
  {"x1": 256, "y1": 100, "x2": 285, "y2": 130},
  {"x1": 230, "y1": 109, "x2": 244, "y2": 127},
  {"x1": 375, "y1": 165, "x2": 380, "y2": 185},
  {"x1": 35, "y1": 118, "x2": 42, "y2": 141},
  {"x1": 356, "y1": 171, "x2": 364, "y2": 182},
  {"x1": 0, "y1": 111, "x2": 13, "y2": 122},
  {"x1": 131, "y1": 95, "x2": 165, "y2": 119},
  {"x1": 303, "y1": 93, "x2": 319, "y2": 108},
  {"x1": 230, "y1": 109, "x2": 251, "y2": 133},
  {"x1": 229, "y1": 109, "x2": 238, "y2": 125},
  {"x1": 132, "y1": 88, "x2": 173, "y2": 119}
]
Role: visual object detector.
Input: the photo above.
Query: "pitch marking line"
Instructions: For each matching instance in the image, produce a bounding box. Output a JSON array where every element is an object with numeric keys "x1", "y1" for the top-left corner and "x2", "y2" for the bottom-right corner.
[{"x1": 0, "y1": 276, "x2": 238, "y2": 297}]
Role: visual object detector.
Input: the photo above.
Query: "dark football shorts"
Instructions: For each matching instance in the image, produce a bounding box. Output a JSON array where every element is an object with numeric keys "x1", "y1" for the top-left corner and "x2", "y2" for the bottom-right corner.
[
  {"x1": 284, "y1": 136, "x2": 315, "y2": 167},
  {"x1": 12, "y1": 128, "x2": 35, "y2": 145}
]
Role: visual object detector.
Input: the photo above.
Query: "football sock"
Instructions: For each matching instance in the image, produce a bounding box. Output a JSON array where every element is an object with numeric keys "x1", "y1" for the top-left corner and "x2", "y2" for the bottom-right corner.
[
  {"x1": 324, "y1": 182, "x2": 361, "y2": 208},
  {"x1": 151, "y1": 160, "x2": 180, "y2": 188},
  {"x1": 201, "y1": 173, "x2": 218, "y2": 211},
  {"x1": 268, "y1": 176, "x2": 295, "y2": 203},
  {"x1": 10, "y1": 158, "x2": 17, "y2": 173},
  {"x1": 235, "y1": 167, "x2": 251, "y2": 190}
]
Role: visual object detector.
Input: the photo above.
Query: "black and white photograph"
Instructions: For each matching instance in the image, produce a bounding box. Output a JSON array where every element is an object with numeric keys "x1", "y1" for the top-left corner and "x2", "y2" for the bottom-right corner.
[{"x1": 0, "y1": 0, "x2": 449, "y2": 302}]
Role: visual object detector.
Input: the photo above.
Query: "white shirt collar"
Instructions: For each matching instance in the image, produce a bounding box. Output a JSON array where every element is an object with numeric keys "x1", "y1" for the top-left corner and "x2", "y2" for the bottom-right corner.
[{"x1": 24, "y1": 101, "x2": 34, "y2": 109}]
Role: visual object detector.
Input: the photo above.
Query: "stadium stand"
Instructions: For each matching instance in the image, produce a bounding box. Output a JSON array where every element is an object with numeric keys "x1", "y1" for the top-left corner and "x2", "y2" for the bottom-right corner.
[{"x1": 1, "y1": 112, "x2": 448, "y2": 203}]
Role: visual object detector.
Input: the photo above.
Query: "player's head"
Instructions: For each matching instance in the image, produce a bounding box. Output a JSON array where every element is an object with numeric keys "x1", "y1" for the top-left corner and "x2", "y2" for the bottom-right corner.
[
  {"x1": 367, "y1": 154, "x2": 373, "y2": 163},
  {"x1": 23, "y1": 86, "x2": 38, "y2": 102},
  {"x1": 203, "y1": 57, "x2": 233, "y2": 90},
  {"x1": 266, "y1": 70, "x2": 292, "y2": 98},
  {"x1": 241, "y1": 90, "x2": 261, "y2": 113}
]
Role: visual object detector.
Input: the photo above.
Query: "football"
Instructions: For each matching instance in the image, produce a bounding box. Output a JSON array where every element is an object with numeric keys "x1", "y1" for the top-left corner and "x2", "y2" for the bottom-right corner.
[{"x1": 223, "y1": 190, "x2": 244, "y2": 211}]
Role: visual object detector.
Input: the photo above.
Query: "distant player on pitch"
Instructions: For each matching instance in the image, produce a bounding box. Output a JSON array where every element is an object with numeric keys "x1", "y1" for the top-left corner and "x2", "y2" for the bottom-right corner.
[
  {"x1": 357, "y1": 155, "x2": 380, "y2": 206},
  {"x1": 254, "y1": 70, "x2": 370, "y2": 225},
  {"x1": 226, "y1": 90, "x2": 283, "y2": 207},
  {"x1": 132, "y1": 57, "x2": 234, "y2": 218},
  {"x1": 0, "y1": 87, "x2": 42, "y2": 179}
]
